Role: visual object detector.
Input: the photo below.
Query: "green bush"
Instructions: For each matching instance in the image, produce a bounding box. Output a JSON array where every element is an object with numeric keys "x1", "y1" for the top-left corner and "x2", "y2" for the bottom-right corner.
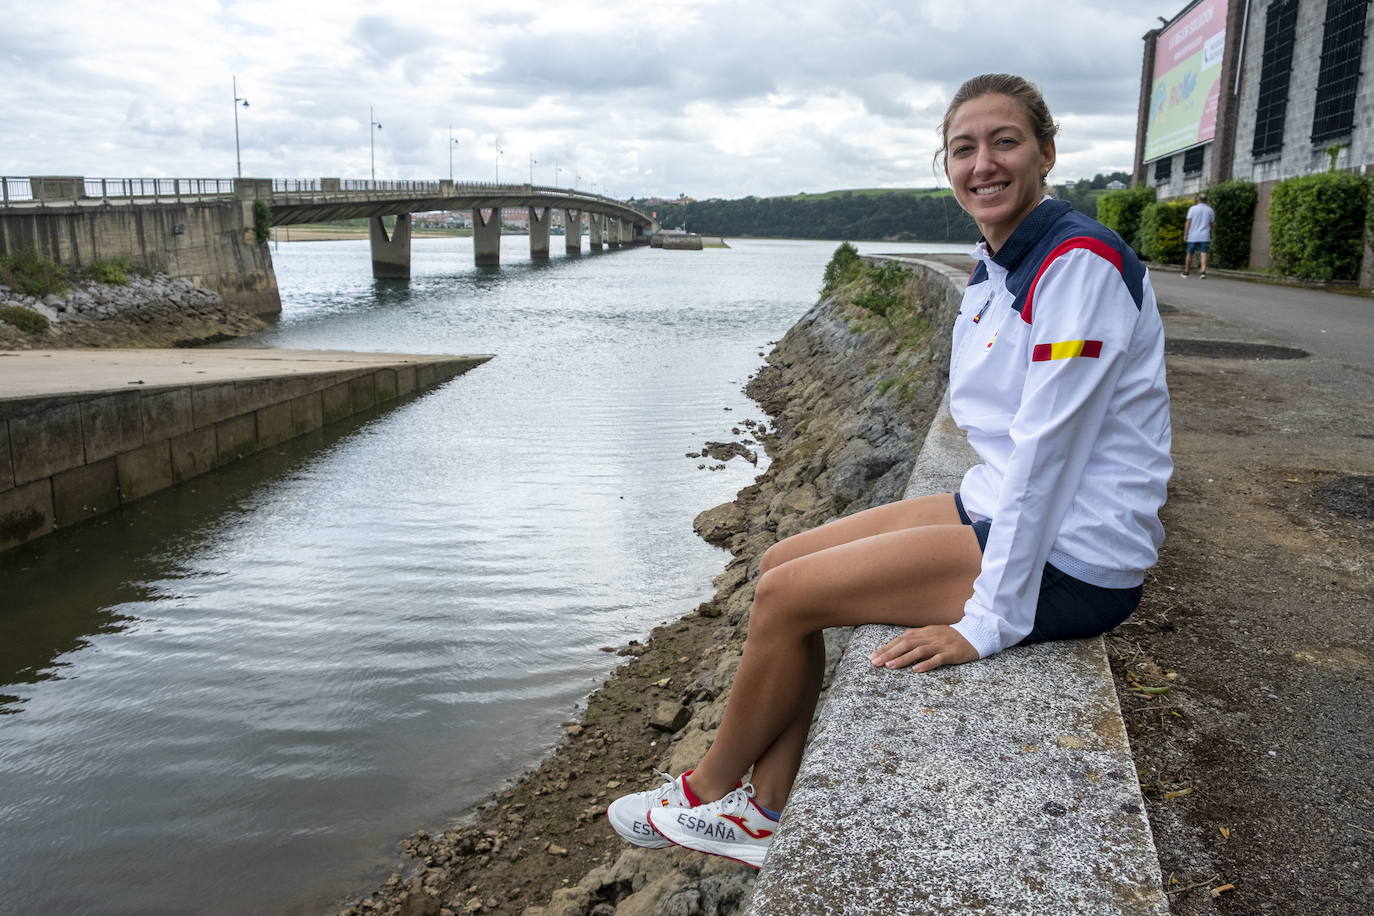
[
  {"x1": 83, "y1": 257, "x2": 131, "y2": 285},
  {"x1": 1138, "y1": 199, "x2": 1191, "y2": 265},
  {"x1": 252, "y1": 199, "x2": 272, "y2": 244},
  {"x1": 851, "y1": 261, "x2": 909, "y2": 320},
  {"x1": 1207, "y1": 180, "x2": 1257, "y2": 270},
  {"x1": 820, "y1": 241, "x2": 862, "y2": 299},
  {"x1": 1096, "y1": 186, "x2": 1155, "y2": 250},
  {"x1": 1269, "y1": 172, "x2": 1368, "y2": 281},
  {"x1": 0, "y1": 249, "x2": 68, "y2": 297},
  {"x1": 0, "y1": 304, "x2": 50, "y2": 333}
]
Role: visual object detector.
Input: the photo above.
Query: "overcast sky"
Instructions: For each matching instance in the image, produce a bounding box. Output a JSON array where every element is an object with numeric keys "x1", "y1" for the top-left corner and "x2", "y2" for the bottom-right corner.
[{"x1": 1, "y1": 0, "x2": 1190, "y2": 199}]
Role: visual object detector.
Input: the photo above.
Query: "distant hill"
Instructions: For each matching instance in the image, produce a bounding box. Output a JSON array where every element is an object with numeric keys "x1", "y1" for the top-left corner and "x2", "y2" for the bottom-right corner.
[
  {"x1": 635, "y1": 174, "x2": 1128, "y2": 242},
  {"x1": 781, "y1": 187, "x2": 954, "y2": 201}
]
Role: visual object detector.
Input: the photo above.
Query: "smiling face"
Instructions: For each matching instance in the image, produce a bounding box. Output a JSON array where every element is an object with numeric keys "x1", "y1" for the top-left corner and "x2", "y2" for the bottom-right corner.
[{"x1": 944, "y1": 93, "x2": 1056, "y2": 252}]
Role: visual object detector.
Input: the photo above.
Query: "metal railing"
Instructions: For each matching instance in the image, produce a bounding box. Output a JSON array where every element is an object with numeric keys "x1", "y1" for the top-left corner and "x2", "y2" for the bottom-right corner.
[
  {"x1": 1, "y1": 176, "x2": 235, "y2": 205},
  {"x1": 0, "y1": 175, "x2": 648, "y2": 220},
  {"x1": 85, "y1": 178, "x2": 236, "y2": 199},
  {"x1": 340, "y1": 179, "x2": 441, "y2": 192},
  {"x1": 1, "y1": 177, "x2": 32, "y2": 203},
  {"x1": 272, "y1": 178, "x2": 323, "y2": 193}
]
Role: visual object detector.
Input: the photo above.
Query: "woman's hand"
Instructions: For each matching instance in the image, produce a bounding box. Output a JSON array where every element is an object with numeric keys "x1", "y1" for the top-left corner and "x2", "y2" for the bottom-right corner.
[{"x1": 868, "y1": 625, "x2": 979, "y2": 673}]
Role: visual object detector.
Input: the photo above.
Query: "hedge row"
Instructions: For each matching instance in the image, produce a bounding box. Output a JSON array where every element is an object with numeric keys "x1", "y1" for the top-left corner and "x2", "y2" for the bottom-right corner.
[
  {"x1": 1269, "y1": 172, "x2": 1368, "y2": 281},
  {"x1": 1097, "y1": 170, "x2": 1370, "y2": 280}
]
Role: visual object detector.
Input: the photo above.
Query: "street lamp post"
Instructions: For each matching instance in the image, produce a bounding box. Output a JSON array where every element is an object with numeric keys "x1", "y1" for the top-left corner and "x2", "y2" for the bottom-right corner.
[
  {"x1": 449, "y1": 126, "x2": 460, "y2": 182},
  {"x1": 232, "y1": 76, "x2": 250, "y2": 178},
  {"x1": 494, "y1": 140, "x2": 503, "y2": 183},
  {"x1": 554, "y1": 161, "x2": 561, "y2": 187},
  {"x1": 370, "y1": 107, "x2": 383, "y2": 181},
  {"x1": 529, "y1": 153, "x2": 537, "y2": 185}
]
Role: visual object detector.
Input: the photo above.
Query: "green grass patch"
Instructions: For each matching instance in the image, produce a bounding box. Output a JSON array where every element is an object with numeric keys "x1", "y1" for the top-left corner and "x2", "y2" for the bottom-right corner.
[
  {"x1": 0, "y1": 249, "x2": 68, "y2": 297},
  {"x1": 83, "y1": 258, "x2": 131, "y2": 285},
  {"x1": 0, "y1": 304, "x2": 50, "y2": 333}
]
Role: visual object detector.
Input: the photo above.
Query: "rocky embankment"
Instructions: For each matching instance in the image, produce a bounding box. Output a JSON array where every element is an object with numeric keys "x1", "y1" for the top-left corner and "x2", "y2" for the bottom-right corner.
[
  {"x1": 0, "y1": 274, "x2": 264, "y2": 349},
  {"x1": 340, "y1": 258, "x2": 960, "y2": 916}
]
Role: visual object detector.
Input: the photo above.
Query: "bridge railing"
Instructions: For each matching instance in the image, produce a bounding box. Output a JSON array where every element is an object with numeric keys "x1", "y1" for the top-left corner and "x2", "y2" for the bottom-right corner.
[
  {"x1": 84, "y1": 178, "x2": 237, "y2": 200},
  {"x1": 1, "y1": 177, "x2": 33, "y2": 204},
  {"x1": 340, "y1": 179, "x2": 441, "y2": 193}
]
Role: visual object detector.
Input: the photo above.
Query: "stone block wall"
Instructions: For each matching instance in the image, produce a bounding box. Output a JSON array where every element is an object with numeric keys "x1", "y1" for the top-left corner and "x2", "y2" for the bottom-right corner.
[
  {"x1": 0, "y1": 357, "x2": 485, "y2": 552},
  {"x1": 0, "y1": 200, "x2": 281, "y2": 315}
]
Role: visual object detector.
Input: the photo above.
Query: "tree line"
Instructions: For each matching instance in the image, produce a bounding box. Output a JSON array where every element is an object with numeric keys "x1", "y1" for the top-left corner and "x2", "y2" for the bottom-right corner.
[{"x1": 637, "y1": 173, "x2": 1129, "y2": 242}]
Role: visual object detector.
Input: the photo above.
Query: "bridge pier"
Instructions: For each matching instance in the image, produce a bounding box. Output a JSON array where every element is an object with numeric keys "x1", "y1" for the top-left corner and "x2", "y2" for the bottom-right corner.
[
  {"x1": 588, "y1": 213, "x2": 604, "y2": 251},
  {"x1": 608, "y1": 218, "x2": 623, "y2": 249},
  {"x1": 369, "y1": 213, "x2": 412, "y2": 279},
  {"x1": 564, "y1": 209, "x2": 582, "y2": 254},
  {"x1": 473, "y1": 208, "x2": 501, "y2": 266},
  {"x1": 528, "y1": 207, "x2": 550, "y2": 260}
]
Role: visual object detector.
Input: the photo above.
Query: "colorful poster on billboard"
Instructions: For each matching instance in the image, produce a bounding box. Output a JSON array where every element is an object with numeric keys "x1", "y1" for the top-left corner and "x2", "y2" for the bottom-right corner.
[{"x1": 1144, "y1": 0, "x2": 1228, "y2": 162}]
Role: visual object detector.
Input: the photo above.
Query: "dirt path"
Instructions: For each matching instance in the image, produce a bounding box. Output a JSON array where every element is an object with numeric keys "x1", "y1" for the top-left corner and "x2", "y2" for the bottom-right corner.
[{"x1": 1106, "y1": 302, "x2": 1374, "y2": 914}]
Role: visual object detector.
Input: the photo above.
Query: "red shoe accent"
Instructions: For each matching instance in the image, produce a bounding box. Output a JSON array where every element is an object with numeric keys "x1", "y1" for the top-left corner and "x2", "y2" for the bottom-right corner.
[
  {"x1": 680, "y1": 771, "x2": 703, "y2": 807},
  {"x1": 718, "y1": 813, "x2": 774, "y2": 840}
]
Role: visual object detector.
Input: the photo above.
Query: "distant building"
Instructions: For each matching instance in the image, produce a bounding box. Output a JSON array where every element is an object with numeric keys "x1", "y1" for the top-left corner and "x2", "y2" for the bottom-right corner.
[
  {"x1": 1133, "y1": 0, "x2": 1374, "y2": 268},
  {"x1": 1106, "y1": 179, "x2": 1128, "y2": 190}
]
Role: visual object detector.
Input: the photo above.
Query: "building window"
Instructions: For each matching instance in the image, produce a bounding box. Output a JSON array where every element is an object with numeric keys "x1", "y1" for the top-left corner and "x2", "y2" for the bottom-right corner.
[
  {"x1": 1312, "y1": 0, "x2": 1372, "y2": 144},
  {"x1": 1252, "y1": 0, "x2": 1299, "y2": 157},
  {"x1": 1183, "y1": 146, "x2": 1205, "y2": 174},
  {"x1": 1155, "y1": 157, "x2": 1173, "y2": 182}
]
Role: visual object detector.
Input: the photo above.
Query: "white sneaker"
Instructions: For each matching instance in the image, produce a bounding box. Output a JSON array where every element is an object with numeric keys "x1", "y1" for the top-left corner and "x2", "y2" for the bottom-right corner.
[
  {"x1": 607, "y1": 770, "x2": 696, "y2": 848},
  {"x1": 647, "y1": 783, "x2": 779, "y2": 869}
]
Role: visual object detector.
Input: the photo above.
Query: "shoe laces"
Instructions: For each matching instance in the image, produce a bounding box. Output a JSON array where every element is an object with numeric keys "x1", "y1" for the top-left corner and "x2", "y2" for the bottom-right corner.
[
  {"x1": 649, "y1": 770, "x2": 688, "y2": 805},
  {"x1": 700, "y1": 781, "x2": 756, "y2": 816}
]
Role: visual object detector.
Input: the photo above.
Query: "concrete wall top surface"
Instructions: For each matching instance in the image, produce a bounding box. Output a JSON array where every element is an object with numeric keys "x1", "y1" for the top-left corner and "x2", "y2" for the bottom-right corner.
[{"x1": 0, "y1": 349, "x2": 493, "y2": 419}]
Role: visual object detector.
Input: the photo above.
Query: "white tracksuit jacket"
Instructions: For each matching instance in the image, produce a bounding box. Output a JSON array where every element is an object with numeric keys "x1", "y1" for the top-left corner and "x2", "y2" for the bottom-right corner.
[{"x1": 948, "y1": 199, "x2": 1172, "y2": 658}]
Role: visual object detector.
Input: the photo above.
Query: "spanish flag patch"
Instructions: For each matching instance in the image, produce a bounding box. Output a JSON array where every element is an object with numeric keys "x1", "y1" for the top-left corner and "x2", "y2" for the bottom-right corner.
[{"x1": 1031, "y1": 340, "x2": 1103, "y2": 361}]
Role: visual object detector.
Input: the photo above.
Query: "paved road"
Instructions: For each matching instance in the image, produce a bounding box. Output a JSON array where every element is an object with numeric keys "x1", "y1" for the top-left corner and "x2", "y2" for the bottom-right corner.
[{"x1": 1149, "y1": 268, "x2": 1373, "y2": 370}]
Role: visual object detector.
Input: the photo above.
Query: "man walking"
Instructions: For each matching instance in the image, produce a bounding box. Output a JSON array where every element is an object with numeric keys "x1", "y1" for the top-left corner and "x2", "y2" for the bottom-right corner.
[{"x1": 1182, "y1": 191, "x2": 1216, "y2": 279}]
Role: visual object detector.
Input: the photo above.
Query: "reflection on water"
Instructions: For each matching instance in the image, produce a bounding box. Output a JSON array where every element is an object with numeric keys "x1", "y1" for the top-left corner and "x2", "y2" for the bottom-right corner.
[{"x1": 0, "y1": 236, "x2": 963, "y2": 914}]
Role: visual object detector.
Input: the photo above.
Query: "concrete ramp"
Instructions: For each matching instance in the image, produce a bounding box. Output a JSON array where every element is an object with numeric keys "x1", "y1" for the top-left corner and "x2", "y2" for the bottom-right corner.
[{"x1": 0, "y1": 348, "x2": 491, "y2": 551}]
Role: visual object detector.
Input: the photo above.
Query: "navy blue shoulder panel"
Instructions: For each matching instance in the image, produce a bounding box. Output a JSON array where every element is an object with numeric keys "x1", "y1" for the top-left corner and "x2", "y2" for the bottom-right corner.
[
  {"x1": 968, "y1": 262, "x2": 988, "y2": 286},
  {"x1": 1000, "y1": 203, "x2": 1145, "y2": 316}
]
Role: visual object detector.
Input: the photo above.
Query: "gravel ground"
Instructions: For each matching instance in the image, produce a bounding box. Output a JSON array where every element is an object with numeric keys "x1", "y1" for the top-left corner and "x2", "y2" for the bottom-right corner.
[{"x1": 1106, "y1": 301, "x2": 1374, "y2": 914}]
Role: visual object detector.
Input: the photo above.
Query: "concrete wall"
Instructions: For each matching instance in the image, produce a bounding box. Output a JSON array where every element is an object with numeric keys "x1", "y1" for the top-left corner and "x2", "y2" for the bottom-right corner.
[
  {"x1": 0, "y1": 356, "x2": 487, "y2": 552},
  {"x1": 0, "y1": 200, "x2": 281, "y2": 315}
]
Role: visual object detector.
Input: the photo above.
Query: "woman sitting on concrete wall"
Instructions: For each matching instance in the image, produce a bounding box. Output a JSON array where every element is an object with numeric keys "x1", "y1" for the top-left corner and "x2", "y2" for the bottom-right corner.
[{"x1": 607, "y1": 72, "x2": 1173, "y2": 869}]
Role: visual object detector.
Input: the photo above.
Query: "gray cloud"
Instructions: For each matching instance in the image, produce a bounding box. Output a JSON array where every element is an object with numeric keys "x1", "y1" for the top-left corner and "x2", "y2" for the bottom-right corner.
[{"x1": 1, "y1": 0, "x2": 1189, "y2": 195}]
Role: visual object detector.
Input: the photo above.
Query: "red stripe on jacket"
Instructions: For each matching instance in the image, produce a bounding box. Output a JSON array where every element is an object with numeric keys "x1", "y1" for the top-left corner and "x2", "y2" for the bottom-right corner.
[{"x1": 1021, "y1": 237, "x2": 1124, "y2": 325}]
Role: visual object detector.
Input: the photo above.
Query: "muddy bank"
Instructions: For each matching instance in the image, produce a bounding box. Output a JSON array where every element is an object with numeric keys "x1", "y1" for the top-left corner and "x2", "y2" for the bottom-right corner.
[
  {"x1": 0, "y1": 273, "x2": 264, "y2": 349},
  {"x1": 339, "y1": 260, "x2": 959, "y2": 916}
]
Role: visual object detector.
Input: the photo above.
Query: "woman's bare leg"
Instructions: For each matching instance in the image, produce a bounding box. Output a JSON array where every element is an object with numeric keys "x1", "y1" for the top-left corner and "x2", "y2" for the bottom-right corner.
[
  {"x1": 757, "y1": 493, "x2": 963, "y2": 573},
  {"x1": 687, "y1": 520, "x2": 982, "y2": 808}
]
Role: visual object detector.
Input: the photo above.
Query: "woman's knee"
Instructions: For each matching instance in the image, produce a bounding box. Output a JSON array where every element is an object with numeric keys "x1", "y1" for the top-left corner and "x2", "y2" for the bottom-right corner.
[{"x1": 747, "y1": 566, "x2": 808, "y2": 638}]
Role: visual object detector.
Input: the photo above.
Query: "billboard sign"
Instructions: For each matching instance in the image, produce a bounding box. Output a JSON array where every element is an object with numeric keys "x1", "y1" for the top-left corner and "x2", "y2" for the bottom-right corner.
[{"x1": 1144, "y1": 0, "x2": 1228, "y2": 162}]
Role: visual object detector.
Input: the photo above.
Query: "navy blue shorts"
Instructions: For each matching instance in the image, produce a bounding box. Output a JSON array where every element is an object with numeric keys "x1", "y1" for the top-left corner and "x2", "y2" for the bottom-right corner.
[
  {"x1": 1186, "y1": 240, "x2": 1210, "y2": 254},
  {"x1": 954, "y1": 493, "x2": 1141, "y2": 644}
]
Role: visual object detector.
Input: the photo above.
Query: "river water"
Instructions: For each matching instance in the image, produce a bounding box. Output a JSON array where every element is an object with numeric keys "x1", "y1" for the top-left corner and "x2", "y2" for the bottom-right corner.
[{"x1": 0, "y1": 236, "x2": 966, "y2": 915}]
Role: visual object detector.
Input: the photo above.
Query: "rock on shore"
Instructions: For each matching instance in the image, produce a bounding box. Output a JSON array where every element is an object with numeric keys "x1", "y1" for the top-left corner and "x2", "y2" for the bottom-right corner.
[
  {"x1": 0, "y1": 274, "x2": 264, "y2": 349},
  {"x1": 340, "y1": 260, "x2": 961, "y2": 916}
]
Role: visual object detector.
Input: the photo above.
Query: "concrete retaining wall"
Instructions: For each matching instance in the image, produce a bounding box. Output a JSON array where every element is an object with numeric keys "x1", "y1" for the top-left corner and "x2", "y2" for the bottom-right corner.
[
  {"x1": 0, "y1": 353, "x2": 488, "y2": 552},
  {"x1": 747, "y1": 258, "x2": 1168, "y2": 915},
  {"x1": 0, "y1": 200, "x2": 281, "y2": 315}
]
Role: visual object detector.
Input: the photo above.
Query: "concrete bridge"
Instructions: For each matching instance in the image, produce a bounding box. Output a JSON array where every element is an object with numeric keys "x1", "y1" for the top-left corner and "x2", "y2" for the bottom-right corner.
[{"x1": 0, "y1": 176, "x2": 658, "y2": 313}]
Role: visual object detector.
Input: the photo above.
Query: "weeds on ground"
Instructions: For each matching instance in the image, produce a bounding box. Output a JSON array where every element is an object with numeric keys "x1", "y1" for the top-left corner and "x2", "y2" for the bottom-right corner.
[
  {"x1": 83, "y1": 258, "x2": 131, "y2": 286},
  {"x1": 0, "y1": 249, "x2": 68, "y2": 297},
  {"x1": 0, "y1": 304, "x2": 50, "y2": 333}
]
